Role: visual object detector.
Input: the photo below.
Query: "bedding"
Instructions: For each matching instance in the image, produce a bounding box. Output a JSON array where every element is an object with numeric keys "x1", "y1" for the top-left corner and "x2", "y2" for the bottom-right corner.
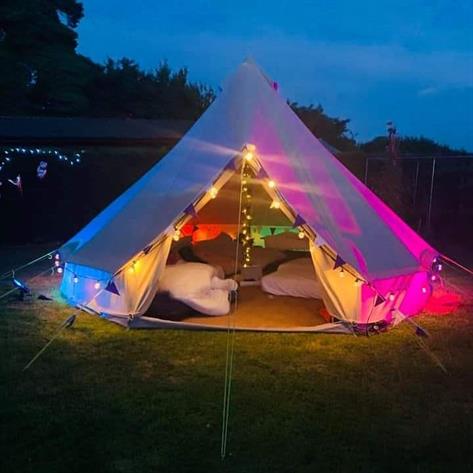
[
  {"x1": 156, "y1": 262, "x2": 237, "y2": 316},
  {"x1": 261, "y1": 257, "x2": 323, "y2": 299}
]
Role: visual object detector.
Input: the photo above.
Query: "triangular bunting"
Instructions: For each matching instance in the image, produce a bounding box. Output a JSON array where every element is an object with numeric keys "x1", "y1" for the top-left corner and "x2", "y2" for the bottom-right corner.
[
  {"x1": 333, "y1": 255, "x2": 345, "y2": 269},
  {"x1": 374, "y1": 294, "x2": 385, "y2": 306},
  {"x1": 270, "y1": 227, "x2": 276, "y2": 235},
  {"x1": 143, "y1": 244, "x2": 153, "y2": 255},
  {"x1": 255, "y1": 167, "x2": 268, "y2": 179},
  {"x1": 105, "y1": 280, "x2": 120, "y2": 296},
  {"x1": 224, "y1": 158, "x2": 237, "y2": 171},
  {"x1": 314, "y1": 234, "x2": 327, "y2": 247},
  {"x1": 292, "y1": 214, "x2": 306, "y2": 228},
  {"x1": 184, "y1": 203, "x2": 198, "y2": 218}
]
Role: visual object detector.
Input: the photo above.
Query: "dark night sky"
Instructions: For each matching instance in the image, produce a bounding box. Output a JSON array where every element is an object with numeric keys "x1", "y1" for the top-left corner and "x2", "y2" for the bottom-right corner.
[{"x1": 78, "y1": 0, "x2": 473, "y2": 150}]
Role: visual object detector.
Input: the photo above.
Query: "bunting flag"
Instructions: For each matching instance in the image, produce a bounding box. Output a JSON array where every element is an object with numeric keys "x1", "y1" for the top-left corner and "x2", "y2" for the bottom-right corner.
[
  {"x1": 143, "y1": 244, "x2": 153, "y2": 255},
  {"x1": 374, "y1": 294, "x2": 385, "y2": 306},
  {"x1": 292, "y1": 214, "x2": 306, "y2": 228},
  {"x1": 273, "y1": 81, "x2": 279, "y2": 91},
  {"x1": 184, "y1": 203, "x2": 198, "y2": 218},
  {"x1": 105, "y1": 280, "x2": 120, "y2": 296},
  {"x1": 224, "y1": 158, "x2": 237, "y2": 171},
  {"x1": 255, "y1": 167, "x2": 268, "y2": 179},
  {"x1": 333, "y1": 255, "x2": 345, "y2": 269},
  {"x1": 270, "y1": 227, "x2": 276, "y2": 235},
  {"x1": 314, "y1": 234, "x2": 327, "y2": 247}
]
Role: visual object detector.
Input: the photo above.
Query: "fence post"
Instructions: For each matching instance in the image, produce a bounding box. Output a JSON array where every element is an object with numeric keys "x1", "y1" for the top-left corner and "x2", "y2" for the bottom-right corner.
[
  {"x1": 413, "y1": 159, "x2": 420, "y2": 206},
  {"x1": 426, "y1": 158, "x2": 436, "y2": 232},
  {"x1": 364, "y1": 157, "x2": 369, "y2": 185}
]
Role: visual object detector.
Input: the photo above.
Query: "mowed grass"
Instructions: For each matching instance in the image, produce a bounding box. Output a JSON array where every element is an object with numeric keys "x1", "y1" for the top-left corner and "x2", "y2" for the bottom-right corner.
[{"x1": 0, "y1": 271, "x2": 472, "y2": 472}]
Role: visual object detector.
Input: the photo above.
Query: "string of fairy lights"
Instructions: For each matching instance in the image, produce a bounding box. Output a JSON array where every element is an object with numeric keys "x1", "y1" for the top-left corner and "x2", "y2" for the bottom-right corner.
[
  {"x1": 0, "y1": 146, "x2": 83, "y2": 173},
  {"x1": 0, "y1": 146, "x2": 84, "y2": 197},
  {"x1": 241, "y1": 149, "x2": 254, "y2": 268},
  {"x1": 50, "y1": 144, "x2": 443, "y2": 315}
]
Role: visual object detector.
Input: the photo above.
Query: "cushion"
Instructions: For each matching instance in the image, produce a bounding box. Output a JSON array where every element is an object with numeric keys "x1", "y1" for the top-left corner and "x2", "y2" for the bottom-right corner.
[
  {"x1": 193, "y1": 235, "x2": 286, "y2": 276},
  {"x1": 263, "y1": 231, "x2": 309, "y2": 251}
]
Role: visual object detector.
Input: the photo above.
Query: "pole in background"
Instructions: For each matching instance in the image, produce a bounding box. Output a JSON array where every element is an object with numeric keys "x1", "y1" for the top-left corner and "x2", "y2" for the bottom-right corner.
[{"x1": 426, "y1": 158, "x2": 437, "y2": 233}]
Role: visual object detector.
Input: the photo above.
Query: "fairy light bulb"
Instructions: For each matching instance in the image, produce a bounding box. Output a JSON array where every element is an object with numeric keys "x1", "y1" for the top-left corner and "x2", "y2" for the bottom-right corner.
[
  {"x1": 244, "y1": 151, "x2": 253, "y2": 162},
  {"x1": 270, "y1": 201, "x2": 280, "y2": 210},
  {"x1": 128, "y1": 261, "x2": 137, "y2": 274},
  {"x1": 209, "y1": 186, "x2": 218, "y2": 199},
  {"x1": 173, "y1": 230, "x2": 181, "y2": 242},
  {"x1": 73, "y1": 275, "x2": 79, "y2": 284},
  {"x1": 354, "y1": 278, "x2": 362, "y2": 287},
  {"x1": 298, "y1": 231, "x2": 305, "y2": 239},
  {"x1": 57, "y1": 267, "x2": 63, "y2": 274},
  {"x1": 54, "y1": 253, "x2": 60, "y2": 260},
  {"x1": 54, "y1": 260, "x2": 60, "y2": 267},
  {"x1": 94, "y1": 282, "x2": 101, "y2": 290},
  {"x1": 268, "y1": 180, "x2": 276, "y2": 189},
  {"x1": 339, "y1": 268, "x2": 345, "y2": 278},
  {"x1": 246, "y1": 214, "x2": 252, "y2": 220},
  {"x1": 421, "y1": 286, "x2": 428, "y2": 294},
  {"x1": 388, "y1": 293, "x2": 395, "y2": 302}
]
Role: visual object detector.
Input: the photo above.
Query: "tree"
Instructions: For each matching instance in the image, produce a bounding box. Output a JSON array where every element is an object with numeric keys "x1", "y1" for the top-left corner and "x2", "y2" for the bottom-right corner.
[
  {"x1": 360, "y1": 135, "x2": 467, "y2": 156},
  {"x1": 290, "y1": 103, "x2": 356, "y2": 152},
  {"x1": 85, "y1": 59, "x2": 215, "y2": 119},
  {"x1": 0, "y1": 0, "x2": 96, "y2": 115}
]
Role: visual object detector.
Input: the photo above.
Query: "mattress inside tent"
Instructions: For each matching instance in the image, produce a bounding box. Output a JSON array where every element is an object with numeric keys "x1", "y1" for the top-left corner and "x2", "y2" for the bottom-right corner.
[{"x1": 261, "y1": 258, "x2": 323, "y2": 299}]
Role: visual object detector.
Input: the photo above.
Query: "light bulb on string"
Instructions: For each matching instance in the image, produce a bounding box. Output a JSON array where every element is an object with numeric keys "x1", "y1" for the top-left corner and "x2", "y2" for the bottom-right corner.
[
  {"x1": 388, "y1": 293, "x2": 395, "y2": 302},
  {"x1": 270, "y1": 200, "x2": 280, "y2": 210},
  {"x1": 339, "y1": 268, "x2": 345, "y2": 278},
  {"x1": 128, "y1": 261, "x2": 137, "y2": 274},
  {"x1": 173, "y1": 229, "x2": 181, "y2": 242},
  {"x1": 209, "y1": 186, "x2": 218, "y2": 199},
  {"x1": 298, "y1": 231, "x2": 305, "y2": 239},
  {"x1": 268, "y1": 180, "x2": 276, "y2": 189},
  {"x1": 73, "y1": 275, "x2": 79, "y2": 284},
  {"x1": 94, "y1": 282, "x2": 101, "y2": 290},
  {"x1": 57, "y1": 267, "x2": 63, "y2": 274}
]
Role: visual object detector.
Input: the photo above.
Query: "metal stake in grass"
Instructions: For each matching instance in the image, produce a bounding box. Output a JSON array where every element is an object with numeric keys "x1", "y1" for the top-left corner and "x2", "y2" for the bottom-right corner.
[{"x1": 22, "y1": 314, "x2": 76, "y2": 371}]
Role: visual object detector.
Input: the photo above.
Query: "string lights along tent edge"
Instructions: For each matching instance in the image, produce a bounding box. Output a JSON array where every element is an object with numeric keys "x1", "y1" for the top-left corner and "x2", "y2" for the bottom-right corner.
[{"x1": 57, "y1": 59, "x2": 441, "y2": 329}]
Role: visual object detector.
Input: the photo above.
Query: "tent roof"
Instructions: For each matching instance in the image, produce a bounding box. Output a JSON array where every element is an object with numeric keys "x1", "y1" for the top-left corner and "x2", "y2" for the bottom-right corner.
[{"x1": 61, "y1": 60, "x2": 434, "y2": 280}]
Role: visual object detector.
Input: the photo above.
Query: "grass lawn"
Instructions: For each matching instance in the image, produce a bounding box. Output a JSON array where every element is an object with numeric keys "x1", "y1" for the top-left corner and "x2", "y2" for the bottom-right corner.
[{"x1": 0, "y1": 251, "x2": 472, "y2": 472}]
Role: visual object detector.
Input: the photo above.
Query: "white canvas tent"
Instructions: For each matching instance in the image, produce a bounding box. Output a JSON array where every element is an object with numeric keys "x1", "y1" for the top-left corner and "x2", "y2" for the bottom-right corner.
[{"x1": 59, "y1": 60, "x2": 438, "y2": 331}]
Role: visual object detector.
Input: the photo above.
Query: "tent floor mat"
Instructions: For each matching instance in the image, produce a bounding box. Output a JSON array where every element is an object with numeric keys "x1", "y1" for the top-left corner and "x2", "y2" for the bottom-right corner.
[
  {"x1": 104, "y1": 287, "x2": 350, "y2": 332},
  {"x1": 180, "y1": 286, "x2": 326, "y2": 329}
]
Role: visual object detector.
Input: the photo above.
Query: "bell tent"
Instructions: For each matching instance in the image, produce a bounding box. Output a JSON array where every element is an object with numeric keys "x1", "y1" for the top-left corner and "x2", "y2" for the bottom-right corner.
[{"x1": 58, "y1": 60, "x2": 438, "y2": 332}]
